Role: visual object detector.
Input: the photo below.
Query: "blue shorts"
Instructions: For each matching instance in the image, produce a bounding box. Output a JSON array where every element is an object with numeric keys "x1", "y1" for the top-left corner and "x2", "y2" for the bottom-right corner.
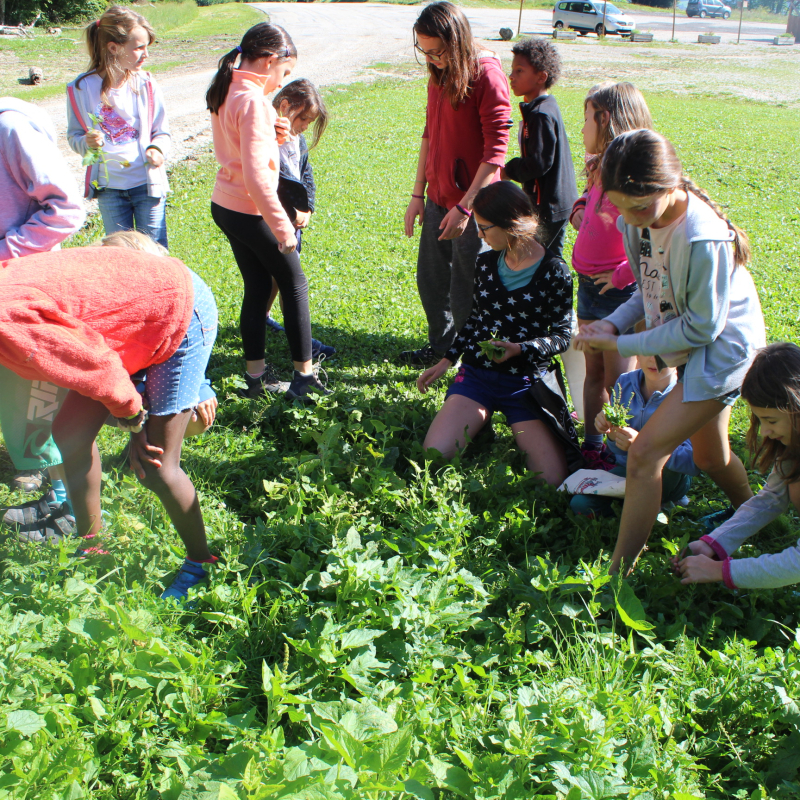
[
  {"x1": 675, "y1": 364, "x2": 740, "y2": 407},
  {"x1": 576, "y1": 273, "x2": 636, "y2": 325},
  {"x1": 144, "y1": 270, "x2": 218, "y2": 416},
  {"x1": 445, "y1": 364, "x2": 539, "y2": 426}
]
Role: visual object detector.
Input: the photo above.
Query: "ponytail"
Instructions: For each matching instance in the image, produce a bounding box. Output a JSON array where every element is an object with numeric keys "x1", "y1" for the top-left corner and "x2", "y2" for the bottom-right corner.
[
  {"x1": 601, "y1": 129, "x2": 750, "y2": 268},
  {"x1": 206, "y1": 22, "x2": 296, "y2": 114}
]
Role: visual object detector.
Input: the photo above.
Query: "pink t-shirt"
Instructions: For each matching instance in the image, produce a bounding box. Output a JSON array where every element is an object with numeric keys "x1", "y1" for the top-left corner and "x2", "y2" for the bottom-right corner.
[{"x1": 571, "y1": 183, "x2": 635, "y2": 290}]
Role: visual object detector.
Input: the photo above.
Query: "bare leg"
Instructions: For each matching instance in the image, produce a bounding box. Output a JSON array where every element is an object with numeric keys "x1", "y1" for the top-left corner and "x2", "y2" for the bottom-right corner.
[
  {"x1": 51, "y1": 392, "x2": 110, "y2": 537},
  {"x1": 510, "y1": 419, "x2": 568, "y2": 486},
  {"x1": 135, "y1": 410, "x2": 211, "y2": 562},
  {"x1": 423, "y1": 395, "x2": 490, "y2": 459},
  {"x1": 48, "y1": 464, "x2": 66, "y2": 483},
  {"x1": 611, "y1": 384, "x2": 748, "y2": 573}
]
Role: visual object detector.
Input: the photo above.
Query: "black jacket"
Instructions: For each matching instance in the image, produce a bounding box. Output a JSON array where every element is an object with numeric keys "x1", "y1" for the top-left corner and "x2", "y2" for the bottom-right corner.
[
  {"x1": 276, "y1": 133, "x2": 316, "y2": 224},
  {"x1": 504, "y1": 95, "x2": 578, "y2": 223}
]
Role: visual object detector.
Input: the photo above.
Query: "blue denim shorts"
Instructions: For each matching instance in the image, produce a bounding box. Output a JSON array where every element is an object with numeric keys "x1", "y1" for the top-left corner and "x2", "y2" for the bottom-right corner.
[
  {"x1": 445, "y1": 364, "x2": 539, "y2": 426},
  {"x1": 144, "y1": 270, "x2": 218, "y2": 416},
  {"x1": 675, "y1": 364, "x2": 740, "y2": 407},
  {"x1": 576, "y1": 273, "x2": 636, "y2": 324}
]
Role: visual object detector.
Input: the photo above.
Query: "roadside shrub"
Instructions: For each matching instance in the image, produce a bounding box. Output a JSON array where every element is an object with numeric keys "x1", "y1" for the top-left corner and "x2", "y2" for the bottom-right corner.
[{"x1": 3, "y1": 0, "x2": 105, "y2": 25}]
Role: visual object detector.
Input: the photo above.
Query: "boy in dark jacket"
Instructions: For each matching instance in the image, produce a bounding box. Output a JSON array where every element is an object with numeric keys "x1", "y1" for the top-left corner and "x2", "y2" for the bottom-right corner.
[{"x1": 503, "y1": 39, "x2": 578, "y2": 259}]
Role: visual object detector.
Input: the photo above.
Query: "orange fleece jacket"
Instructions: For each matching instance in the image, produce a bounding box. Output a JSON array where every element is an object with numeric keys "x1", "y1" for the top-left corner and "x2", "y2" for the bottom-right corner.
[
  {"x1": 210, "y1": 70, "x2": 295, "y2": 242},
  {"x1": 0, "y1": 247, "x2": 194, "y2": 417}
]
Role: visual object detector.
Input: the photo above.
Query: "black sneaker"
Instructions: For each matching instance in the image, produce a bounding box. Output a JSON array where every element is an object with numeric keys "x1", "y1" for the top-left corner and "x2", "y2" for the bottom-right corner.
[
  {"x1": 285, "y1": 369, "x2": 331, "y2": 404},
  {"x1": 239, "y1": 365, "x2": 285, "y2": 398},
  {"x1": 398, "y1": 345, "x2": 439, "y2": 367}
]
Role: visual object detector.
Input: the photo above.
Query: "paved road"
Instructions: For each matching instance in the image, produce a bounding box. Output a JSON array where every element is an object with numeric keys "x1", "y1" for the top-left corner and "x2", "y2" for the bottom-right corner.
[{"x1": 40, "y1": 2, "x2": 787, "y2": 186}]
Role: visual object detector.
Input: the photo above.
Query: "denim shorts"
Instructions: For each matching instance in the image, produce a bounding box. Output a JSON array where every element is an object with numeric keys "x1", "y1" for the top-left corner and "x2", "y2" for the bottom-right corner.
[
  {"x1": 675, "y1": 364, "x2": 740, "y2": 407},
  {"x1": 144, "y1": 270, "x2": 218, "y2": 416},
  {"x1": 576, "y1": 273, "x2": 636, "y2": 324},
  {"x1": 445, "y1": 364, "x2": 540, "y2": 426}
]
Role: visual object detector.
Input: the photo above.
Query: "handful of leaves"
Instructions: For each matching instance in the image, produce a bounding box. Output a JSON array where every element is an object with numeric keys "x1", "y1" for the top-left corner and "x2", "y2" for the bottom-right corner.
[
  {"x1": 603, "y1": 385, "x2": 634, "y2": 428},
  {"x1": 82, "y1": 113, "x2": 130, "y2": 190},
  {"x1": 478, "y1": 330, "x2": 506, "y2": 361}
]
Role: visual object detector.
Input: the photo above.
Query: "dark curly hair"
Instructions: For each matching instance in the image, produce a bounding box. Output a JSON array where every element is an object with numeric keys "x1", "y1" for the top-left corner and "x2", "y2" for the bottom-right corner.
[{"x1": 510, "y1": 38, "x2": 562, "y2": 89}]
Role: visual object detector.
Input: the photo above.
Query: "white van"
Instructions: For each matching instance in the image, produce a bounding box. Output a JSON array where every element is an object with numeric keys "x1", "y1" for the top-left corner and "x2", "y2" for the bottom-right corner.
[{"x1": 552, "y1": 1, "x2": 635, "y2": 35}]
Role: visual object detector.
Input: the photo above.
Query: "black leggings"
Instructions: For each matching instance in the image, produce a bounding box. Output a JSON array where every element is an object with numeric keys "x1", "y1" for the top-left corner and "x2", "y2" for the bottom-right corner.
[{"x1": 211, "y1": 202, "x2": 311, "y2": 363}]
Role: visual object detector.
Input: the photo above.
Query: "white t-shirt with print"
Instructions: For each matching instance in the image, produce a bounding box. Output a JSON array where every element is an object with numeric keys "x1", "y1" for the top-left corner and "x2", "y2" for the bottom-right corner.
[
  {"x1": 95, "y1": 83, "x2": 147, "y2": 189},
  {"x1": 640, "y1": 213, "x2": 690, "y2": 368}
]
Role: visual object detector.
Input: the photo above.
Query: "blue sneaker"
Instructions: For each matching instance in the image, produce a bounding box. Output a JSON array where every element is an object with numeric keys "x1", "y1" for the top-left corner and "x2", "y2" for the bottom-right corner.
[
  {"x1": 161, "y1": 558, "x2": 210, "y2": 601},
  {"x1": 698, "y1": 505, "x2": 735, "y2": 533},
  {"x1": 311, "y1": 338, "x2": 336, "y2": 359},
  {"x1": 266, "y1": 315, "x2": 284, "y2": 333}
]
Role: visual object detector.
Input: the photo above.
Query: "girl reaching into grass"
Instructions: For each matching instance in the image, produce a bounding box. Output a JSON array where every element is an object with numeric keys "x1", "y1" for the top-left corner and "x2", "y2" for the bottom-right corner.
[
  {"x1": 573, "y1": 128, "x2": 766, "y2": 573},
  {"x1": 263, "y1": 79, "x2": 335, "y2": 361},
  {"x1": 675, "y1": 343, "x2": 800, "y2": 589},
  {"x1": 67, "y1": 5, "x2": 171, "y2": 247},
  {"x1": 0, "y1": 246, "x2": 219, "y2": 601},
  {"x1": 207, "y1": 23, "x2": 328, "y2": 403},
  {"x1": 570, "y1": 82, "x2": 653, "y2": 469},
  {"x1": 417, "y1": 181, "x2": 572, "y2": 486}
]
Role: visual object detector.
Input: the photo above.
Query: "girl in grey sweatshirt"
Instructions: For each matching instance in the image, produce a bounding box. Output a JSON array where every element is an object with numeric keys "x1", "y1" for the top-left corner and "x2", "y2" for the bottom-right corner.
[{"x1": 677, "y1": 343, "x2": 800, "y2": 590}]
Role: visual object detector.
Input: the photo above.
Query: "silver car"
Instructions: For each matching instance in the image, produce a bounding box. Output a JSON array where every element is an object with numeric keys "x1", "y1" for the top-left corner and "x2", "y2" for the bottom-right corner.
[{"x1": 552, "y1": 0, "x2": 635, "y2": 35}]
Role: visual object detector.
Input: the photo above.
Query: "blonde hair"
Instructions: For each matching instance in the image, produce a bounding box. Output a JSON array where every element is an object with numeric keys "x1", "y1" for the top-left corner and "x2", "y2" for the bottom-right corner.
[
  {"x1": 101, "y1": 230, "x2": 168, "y2": 256},
  {"x1": 80, "y1": 6, "x2": 156, "y2": 101},
  {"x1": 584, "y1": 82, "x2": 653, "y2": 165}
]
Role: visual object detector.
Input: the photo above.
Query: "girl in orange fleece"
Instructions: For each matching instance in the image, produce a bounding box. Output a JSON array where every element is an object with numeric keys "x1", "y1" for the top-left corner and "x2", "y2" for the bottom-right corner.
[
  {"x1": 0, "y1": 247, "x2": 218, "y2": 601},
  {"x1": 207, "y1": 23, "x2": 328, "y2": 403}
]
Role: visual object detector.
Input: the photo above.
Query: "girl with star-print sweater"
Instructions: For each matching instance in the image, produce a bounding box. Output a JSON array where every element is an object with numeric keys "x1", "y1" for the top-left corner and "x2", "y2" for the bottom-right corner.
[{"x1": 418, "y1": 181, "x2": 572, "y2": 486}]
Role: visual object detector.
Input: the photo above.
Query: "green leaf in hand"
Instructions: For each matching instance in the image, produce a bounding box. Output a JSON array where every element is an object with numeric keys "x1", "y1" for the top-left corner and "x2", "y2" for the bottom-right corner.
[
  {"x1": 603, "y1": 385, "x2": 634, "y2": 428},
  {"x1": 478, "y1": 330, "x2": 506, "y2": 361}
]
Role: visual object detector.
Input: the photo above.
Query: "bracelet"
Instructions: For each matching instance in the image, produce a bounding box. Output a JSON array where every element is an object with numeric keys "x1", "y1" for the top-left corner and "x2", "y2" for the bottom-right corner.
[
  {"x1": 411, "y1": 193, "x2": 424, "y2": 199},
  {"x1": 145, "y1": 145, "x2": 162, "y2": 154},
  {"x1": 455, "y1": 203, "x2": 472, "y2": 217}
]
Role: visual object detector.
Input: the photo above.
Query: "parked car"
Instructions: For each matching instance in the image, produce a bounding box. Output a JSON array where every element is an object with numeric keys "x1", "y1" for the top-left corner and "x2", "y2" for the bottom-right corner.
[
  {"x1": 686, "y1": 0, "x2": 732, "y2": 17},
  {"x1": 552, "y1": 1, "x2": 635, "y2": 36}
]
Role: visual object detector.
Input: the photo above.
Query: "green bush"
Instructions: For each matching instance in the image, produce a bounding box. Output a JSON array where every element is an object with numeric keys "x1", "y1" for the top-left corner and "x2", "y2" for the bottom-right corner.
[{"x1": 3, "y1": 0, "x2": 105, "y2": 25}]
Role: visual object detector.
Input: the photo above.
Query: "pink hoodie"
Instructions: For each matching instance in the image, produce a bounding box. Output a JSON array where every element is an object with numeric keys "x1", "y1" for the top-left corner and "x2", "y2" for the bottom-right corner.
[{"x1": 210, "y1": 70, "x2": 295, "y2": 242}]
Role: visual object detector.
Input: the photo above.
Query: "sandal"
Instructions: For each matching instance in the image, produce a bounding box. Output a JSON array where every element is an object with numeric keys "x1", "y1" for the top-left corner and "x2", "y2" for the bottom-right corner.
[
  {"x1": 2, "y1": 494, "x2": 55, "y2": 531},
  {"x1": 17, "y1": 503, "x2": 78, "y2": 545},
  {"x1": 11, "y1": 470, "x2": 45, "y2": 493}
]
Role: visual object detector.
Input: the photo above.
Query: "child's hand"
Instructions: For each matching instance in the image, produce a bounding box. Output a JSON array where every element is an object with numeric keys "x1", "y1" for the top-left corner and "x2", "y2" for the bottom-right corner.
[
  {"x1": 294, "y1": 210, "x2": 311, "y2": 229},
  {"x1": 404, "y1": 197, "x2": 425, "y2": 237},
  {"x1": 86, "y1": 129, "x2": 104, "y2": 149},
  {"x1": 594, "y1": 410, "x2": 610, "y2": 434},
  {"x1": 438, "y1": 205, "x2": 469, "y2": 241},
  {"x1": 670, "y1": 538, "x2": 716, "y2": 572},
  {"x1": 574, "y1": 320, "x2": 619, "y2": 353},
  {"x1": 145, "y1": 147, "x2": 164, "y2": 168},
  {"x1": 128, "y1": 428, "x2": 165, "y2": 480},
  {"x1": 116, "y1": 408, "x2": 147, "y2": 433},
  {"x1": 278, "y1": 232, "x2": 297, "y2": 254},
  {"x1": 609, "y1": 425, "x2": 637, "y2": 452},
  {"x1": 570, "y1": 208, "x2": 585, "y2": 230},
  {"x1": 194, "y1": 396, "x2": 218, "y2": 429},
  {"x1": 489, "y1": 340, "x2": 521, "y2": 363},
  {"x1": 592, "y1": 270, "x2": 616, "y2": 295},
  {"x1": 416, "y1": 359, "x2": 451, "y2": 394},
  {"x1": 274, "y1": 115, "x2": 291, "y2": 145},
  {"x1": 499, "y1": 167, "x2": 509, "y2": 181},
  {"x1": 677, "y1": 554, "x2": 724, "y2": 585}
]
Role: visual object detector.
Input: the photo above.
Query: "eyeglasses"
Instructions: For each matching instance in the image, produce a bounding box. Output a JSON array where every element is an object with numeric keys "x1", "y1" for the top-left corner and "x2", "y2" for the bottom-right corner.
[
  {"x1": 414, "y1": 41, "x2": 446, "y2": 62},
  {"x1": 477, "y1": 222, "x2": 496, "y2": 233}
]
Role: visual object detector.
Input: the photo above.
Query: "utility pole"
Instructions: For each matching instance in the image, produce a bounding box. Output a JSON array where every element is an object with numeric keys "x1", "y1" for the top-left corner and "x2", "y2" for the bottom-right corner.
[
  {"x1": 602, "y1": 0, "x2": 608, "y2": 35},
  {"x1": 737, "y1": 0, "x2": 745, "y2": 43},
  {"x1": 672, "y1": 0, "x2": 677, "y2": 40},
  {"x1": 518, "y1": 0, "x2": 524, "y2": 36}
]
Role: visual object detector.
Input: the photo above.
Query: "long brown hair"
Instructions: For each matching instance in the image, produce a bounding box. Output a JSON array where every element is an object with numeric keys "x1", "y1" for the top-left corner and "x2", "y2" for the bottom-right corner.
[
  {"x1": 273, "y1": 79, "x2": 328, "y2": 149},
  {"x1": 585, "y1": 82, "x2": 652, "y2": 163},
  {"x1": 79, "y1": 6, "x2": 155, "y2": 100},
  {"x1": 414, "y1": 1, "x2": 480, "y2": 109},
  {"x1": 206, "y1": 23, "x2": 296, "y2": 115},
  {"x1": 742, "y1": 342, "x2": 800, "y2": 482},
  {"x1": 600, "y1": 129, "x2": 751, "y2": 267},
  {"x1": 472, "y1": 181, "x2": 539, "y2": 252}
]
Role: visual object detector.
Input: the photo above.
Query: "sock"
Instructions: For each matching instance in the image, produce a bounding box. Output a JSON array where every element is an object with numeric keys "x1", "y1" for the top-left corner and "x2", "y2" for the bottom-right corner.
[
  {"x1": 51, "y1": 479, "x2": 68, "y2": 504},
  {"x1": 246, "y1": 369, "x2": 265, "y2": 380},
  {"x1": 583, "y1": 434, "x2": 604, "y2": 450},
  {"x1": 187, "y1": 554, "x2": 220, "y2": 565}
]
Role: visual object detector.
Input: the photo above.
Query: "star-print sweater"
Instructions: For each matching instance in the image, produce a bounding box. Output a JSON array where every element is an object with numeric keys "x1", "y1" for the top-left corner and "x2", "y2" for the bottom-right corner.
[{"x1": 446, "y1": 248, "x2": 573, "y2": 376}]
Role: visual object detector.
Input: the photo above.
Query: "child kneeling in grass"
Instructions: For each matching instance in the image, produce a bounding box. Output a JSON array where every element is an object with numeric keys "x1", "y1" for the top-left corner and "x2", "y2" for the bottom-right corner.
[
  {"x1": 417, "y1": 181, "x2": 572, "y2": 486},
  {"x1": 0, "y1": 246, "x2": 218, "y2": 601},
  {"x1": 571, "y1": 335, "x2": 699, "y2": 518},
  {"x1": 676, "y1": 343, "x2": 800, "y2": 589}
]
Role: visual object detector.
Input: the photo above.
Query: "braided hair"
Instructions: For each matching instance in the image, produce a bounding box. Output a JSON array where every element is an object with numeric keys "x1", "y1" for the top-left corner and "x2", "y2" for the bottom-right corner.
[
  {"x1": 206, "y1": 22, "x2": 296, "y2": 114},
  {"x1": 600, "y1": 129, "x2": 750, "y2": 268}
]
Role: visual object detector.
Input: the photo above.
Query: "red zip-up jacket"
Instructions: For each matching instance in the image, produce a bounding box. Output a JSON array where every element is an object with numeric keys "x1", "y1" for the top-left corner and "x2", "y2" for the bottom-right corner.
[
  {"x1": 0, "y1": 247, "x2": 193, "y2": 418},
  {"x1": 422, "y1": 56, "x2": 511, "y2": 210}
]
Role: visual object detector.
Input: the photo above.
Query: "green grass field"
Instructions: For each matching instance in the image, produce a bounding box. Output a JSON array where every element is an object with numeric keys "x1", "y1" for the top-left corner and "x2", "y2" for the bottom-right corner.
[{"x1": 1, "y1": 78, "x2": 800, "y2": 798}]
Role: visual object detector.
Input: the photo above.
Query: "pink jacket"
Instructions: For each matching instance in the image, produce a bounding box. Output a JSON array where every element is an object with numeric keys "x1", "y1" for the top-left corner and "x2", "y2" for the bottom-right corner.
[
  {"x1": 210, "y1": 70, "x2": 295, "y2": 242},
  {"x1": 0, "y1": 248, "x2": 193, "y2": 418}
]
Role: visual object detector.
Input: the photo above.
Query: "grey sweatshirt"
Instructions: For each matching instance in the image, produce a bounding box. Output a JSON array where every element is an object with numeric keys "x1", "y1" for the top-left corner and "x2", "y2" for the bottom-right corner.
[
  {"x1": 0, "y1": 98, "x2": 85, "y2": 260},
  {"x1": 702, "y1": 466, "x2": 799, "y2": 589}
]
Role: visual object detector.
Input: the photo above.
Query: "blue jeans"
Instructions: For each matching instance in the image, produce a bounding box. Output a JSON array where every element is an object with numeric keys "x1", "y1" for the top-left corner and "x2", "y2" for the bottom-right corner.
[
  {"x1": 97, "y1": 184, "x2": 168, "y2": 248},
  {"x1": 144, "y1": 271, "x2": 218, "y2": 416}
]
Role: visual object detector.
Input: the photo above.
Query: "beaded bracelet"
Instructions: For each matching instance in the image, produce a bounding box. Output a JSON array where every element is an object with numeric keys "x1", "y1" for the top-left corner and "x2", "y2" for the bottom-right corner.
[
  {"x1": 411, "y1": 193, "x2": 424, "y2": 199},
  {"x1": 455, "y1": 203, "x2": 472, "y2": 217}
]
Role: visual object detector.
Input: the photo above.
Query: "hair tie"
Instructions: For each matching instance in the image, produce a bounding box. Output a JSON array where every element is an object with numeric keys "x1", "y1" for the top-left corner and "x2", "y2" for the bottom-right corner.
[
  {"x1": 95, "y1": 19, "x2": 100, "y2": 27},
  {"x1": 236, "y1": 44, "x2": 242, "y2": 54},
  {"x1": 285, "y1": 46, "x2": 290, "y2": 58}
]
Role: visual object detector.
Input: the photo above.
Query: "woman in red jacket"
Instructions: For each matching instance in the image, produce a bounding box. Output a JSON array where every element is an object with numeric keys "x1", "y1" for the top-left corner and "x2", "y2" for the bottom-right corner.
[
  {"x1": 401, "y1": 1, "x2": 511, "y2": 367},
  {"x1": 0, "y1": 247, "x2": 218, "y2": 601}
]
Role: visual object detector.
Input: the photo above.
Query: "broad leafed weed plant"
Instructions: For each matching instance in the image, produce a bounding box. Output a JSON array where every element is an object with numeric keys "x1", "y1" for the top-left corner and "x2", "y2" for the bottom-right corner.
[{"x1": 0, "y1": 81, "x2": 799, "y2": 798}]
